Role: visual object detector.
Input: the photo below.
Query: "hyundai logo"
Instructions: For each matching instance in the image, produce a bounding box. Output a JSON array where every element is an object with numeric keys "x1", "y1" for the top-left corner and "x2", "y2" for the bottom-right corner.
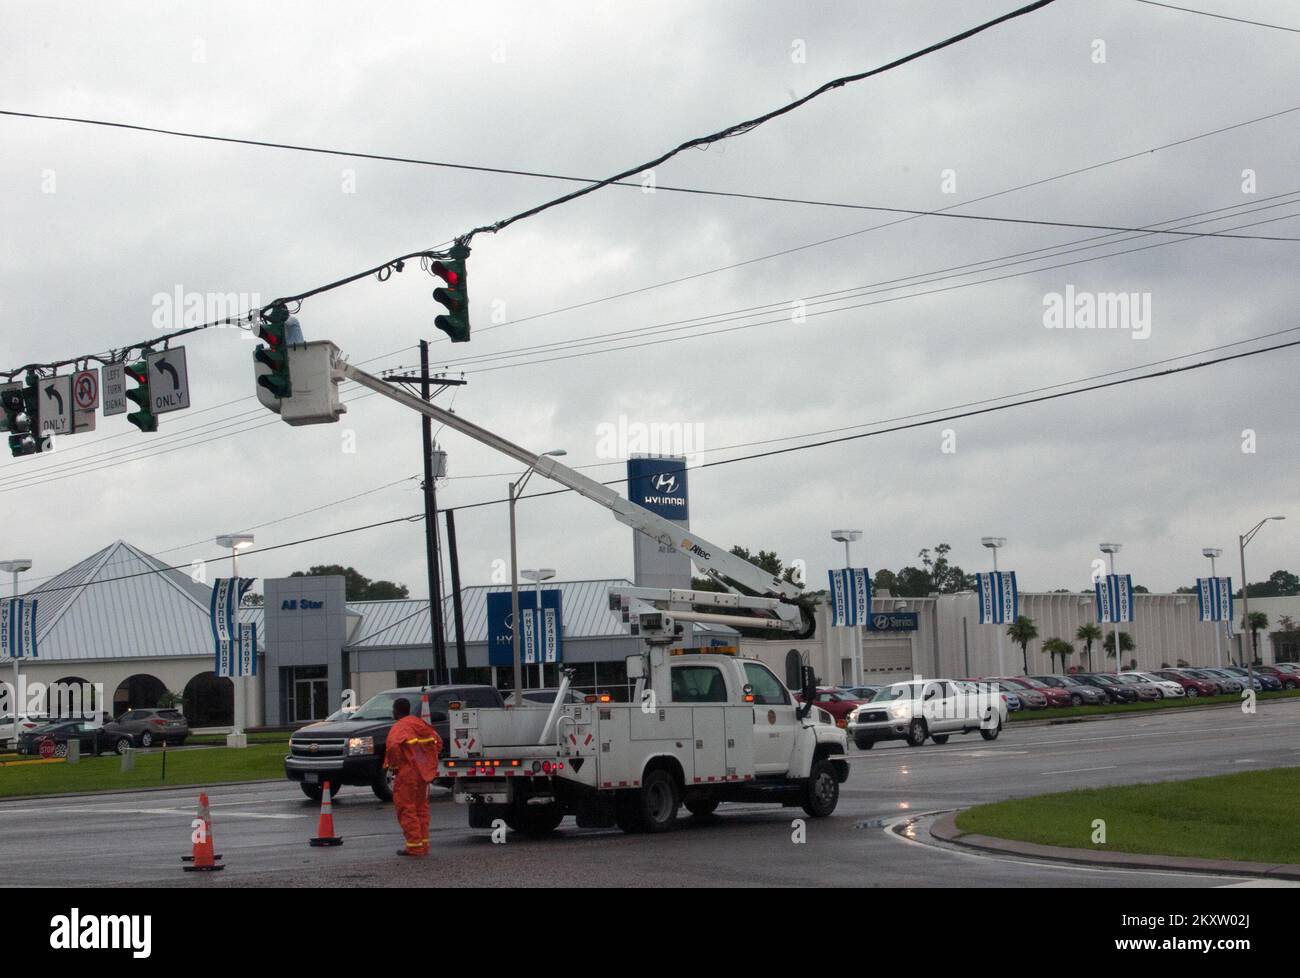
[{"x1": 652, "y1": 473, "x2": 678, "y2": 494}]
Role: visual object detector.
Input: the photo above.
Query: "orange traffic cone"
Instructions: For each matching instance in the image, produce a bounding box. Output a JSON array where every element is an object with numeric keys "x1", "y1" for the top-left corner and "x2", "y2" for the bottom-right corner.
[
  {"x1": 309, "y1": 781, "x2": 343, "y2": 847},
  {"x1": 182, "y1": 792, "x2": 224, "y2": 871},
  {"x1": 420, "y1": 691, "x2": 431, "y2": 721}
]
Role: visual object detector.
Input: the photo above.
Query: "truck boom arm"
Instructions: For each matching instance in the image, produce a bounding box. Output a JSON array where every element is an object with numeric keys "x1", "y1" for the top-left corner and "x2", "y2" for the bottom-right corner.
[{"x1": 335, "y1": 358, "x2": 808, "y2": 631}]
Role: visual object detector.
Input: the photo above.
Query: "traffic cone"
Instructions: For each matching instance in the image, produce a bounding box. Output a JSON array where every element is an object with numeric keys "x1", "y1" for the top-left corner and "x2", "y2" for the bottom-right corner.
[
  {"x1": 309, "y1": 781, "x2": 344, "y2": 847},
  {"x1": 182, "y1": 792, "x2": 224, "y2": 871},
  {"x1": 420, "y1": 691, "x2": 431, "y2": 721}
]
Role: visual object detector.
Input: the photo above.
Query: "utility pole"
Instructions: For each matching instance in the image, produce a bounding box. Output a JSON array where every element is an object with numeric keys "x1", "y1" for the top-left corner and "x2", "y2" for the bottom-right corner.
[
  {"x1": 445, "y1": 509, "x2": 468, "y2": 682},
  {"x1": 385, "y1": 348, "x2": 467, "y2": 686}
]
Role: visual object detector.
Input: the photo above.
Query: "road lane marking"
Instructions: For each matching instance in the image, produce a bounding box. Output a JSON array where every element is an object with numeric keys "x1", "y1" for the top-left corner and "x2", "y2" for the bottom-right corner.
[
  {"x1": 0, "y1": 806, "x2": 305, "y2": 819},
  {"x1": 1041, "y1": 765, "x2": 1117, "y2": 775}
]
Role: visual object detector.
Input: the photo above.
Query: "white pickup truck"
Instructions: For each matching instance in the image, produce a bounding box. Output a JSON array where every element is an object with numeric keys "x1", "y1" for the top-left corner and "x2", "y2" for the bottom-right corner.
[{"x1": 444, "y1": 649, "x2": 849, "y2": 835}]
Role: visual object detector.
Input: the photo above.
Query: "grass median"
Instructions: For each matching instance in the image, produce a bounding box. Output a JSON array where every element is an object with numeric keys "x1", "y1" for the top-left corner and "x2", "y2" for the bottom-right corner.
[
  {"x1": 1008, "y1": 687, "x2": 1300, "y2": 723},
  {"x1": 185, "y1": 732, "x2": 291, "y2": 746},
  {"x1": 0, "y1": 743, "x2": 287, "y2": 798},
  {"x1": 955, "y1": 767, "x2": 1300, "y2": 864}
]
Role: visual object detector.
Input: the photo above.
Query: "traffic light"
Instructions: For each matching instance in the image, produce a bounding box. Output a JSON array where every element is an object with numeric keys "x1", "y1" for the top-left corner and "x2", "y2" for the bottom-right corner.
[
  {"x1": 431, "y1": 242, "x2": 470, "y2": 343},
  {"x1": 254, "y1": 303, "x2": 292, "y2": 398},
  {"x1": 2, "y1": 374, "x2": 39, "y2": 457},
  {"x1": 124, "y1": 360, "x2": 158, "y2": 432}
]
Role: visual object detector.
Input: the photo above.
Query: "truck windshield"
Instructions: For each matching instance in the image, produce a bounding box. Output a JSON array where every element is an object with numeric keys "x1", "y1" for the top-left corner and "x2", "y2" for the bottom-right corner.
[{"x1": 349, "y1": 692, "x2": 407, "y2": 720}]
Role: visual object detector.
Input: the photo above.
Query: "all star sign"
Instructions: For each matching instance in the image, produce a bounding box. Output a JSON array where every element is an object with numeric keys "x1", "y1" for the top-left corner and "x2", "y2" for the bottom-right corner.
[
  {"x1": 1196, "y1": 576, "x2": 1234, "y2": 623},
  {"x1": 1095, "y1": 573, "x2": 1134, "y2": 624},
  {"x1": 0, "y1": 598, "x2": 38, "y2": 660},
  {"x1": 828, "y1": 568, "x2": 871, "y2": 627},
  {"x1": 976, "y1": 571, "x2": 1018, "y2": 625}
]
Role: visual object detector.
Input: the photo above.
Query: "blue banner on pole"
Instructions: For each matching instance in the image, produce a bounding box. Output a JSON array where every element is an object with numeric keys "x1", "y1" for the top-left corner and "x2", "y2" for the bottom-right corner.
[
  {"x1": 487, "y1": 589, "x2": 563, "y2": 667},
  {"x1": 976, "y1": 572, "x2": 1018, "y2": 624},
  {"x1": 0, "y1": 598, "x2": 38, "y2": 661},
  {"x1": 1095, "y1": 573, "x2": 1134, "y2": 623},
  {"x1": 828, "y1": 568, "x2": 871, "y2": 627},
  {"x1": 1196, "y1": 576, "x2": 1234, "y2": 623},
  {"x1": 212, "y1": 578, "x2": 255, "y2": 677}
]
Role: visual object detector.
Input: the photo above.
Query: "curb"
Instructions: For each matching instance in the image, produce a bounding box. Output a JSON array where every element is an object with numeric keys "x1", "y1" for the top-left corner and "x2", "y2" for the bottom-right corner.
[
  {"x1": 0, "y1": 778, "x2": 287, "y2": 805},
  {"x1": 930, "y1": 811, "x2": 1300, "y2": 880},
  {"x1": 1008, "y1": 694, "x2": 1296, "y2": 727}
]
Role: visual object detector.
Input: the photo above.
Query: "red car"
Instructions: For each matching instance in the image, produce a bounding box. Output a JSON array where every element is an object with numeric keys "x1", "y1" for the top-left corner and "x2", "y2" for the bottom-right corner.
[
  {"x1": 1256, "y1": 665, "x2": 1300, "y2": 690},
  {"x1": 996, "y1": 676, "x2": 1072, "y2": 709},
  {"x1": 1154, "y1": 669, "x2": 1218, "y2": 698},
  {"x1": 794, "y1": 687, "x2": 868, "y2": 728}
]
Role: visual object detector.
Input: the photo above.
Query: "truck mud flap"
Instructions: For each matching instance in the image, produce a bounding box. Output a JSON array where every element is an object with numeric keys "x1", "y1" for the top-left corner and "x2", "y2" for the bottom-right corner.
[
  {"x1": 467, "y1": 803, "x2": 510, "y2": 829},
  {"x1": 573, "y1": 793, "x2": 617, "y2": 829}
]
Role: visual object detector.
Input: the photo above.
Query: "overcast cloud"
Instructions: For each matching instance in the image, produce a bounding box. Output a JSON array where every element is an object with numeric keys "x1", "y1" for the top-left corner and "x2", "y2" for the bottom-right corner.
[{"x1": 2, "y1": 0, "x2": 1297, "y2": 602}]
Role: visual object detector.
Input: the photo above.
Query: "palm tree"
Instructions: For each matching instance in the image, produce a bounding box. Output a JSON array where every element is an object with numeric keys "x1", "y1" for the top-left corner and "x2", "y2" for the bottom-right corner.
[
  {"x1": 1042, "y1": 638, "x2": 1074, "y2": 672},
  {"x1": 1246, "y1": 611, "x2": 1270, "y2": 665},
  {"x1": 1006, "y1": 615, "x2": 1039, "y2": 675},
  {"x1": 1076, "y1": 623, "x2": 1102, "y2": 670},
  {"x1": 1102, "y1": 630, "x2": 1135, "y2": 661}
]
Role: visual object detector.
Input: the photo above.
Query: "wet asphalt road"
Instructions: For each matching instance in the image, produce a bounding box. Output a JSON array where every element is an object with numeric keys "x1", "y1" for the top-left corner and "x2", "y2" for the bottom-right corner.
[{"x1": 1, "y1": 700, "x2": 1297, "y2": 887}]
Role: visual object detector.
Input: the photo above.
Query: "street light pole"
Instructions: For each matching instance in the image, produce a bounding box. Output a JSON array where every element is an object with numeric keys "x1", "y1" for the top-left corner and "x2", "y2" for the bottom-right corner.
[
  {"x1": 1099, "y1": 543, "x2": 1122, "y2": 671},
  {"x1": 509, "y1": 451, "x2": 565, "y2": 707},
  {"x1": 1238, "y1": 516, "x2": 1286, "y2": 684},
  {"x1": 1202, "y1": 548, "x2": 1223, "y2": 667},
  {"x1": 0, "y1": 559, "x2": 33, "y2": 737},
  {"x1": 216, "y1": 534, "x2": 254, "y2": 746},
  {"x1": 830, "y1": 531, "x2": 863, "y2": 685},
  {"x1": 981, "y1": 538, "x2": 1007, "y2": 675}
]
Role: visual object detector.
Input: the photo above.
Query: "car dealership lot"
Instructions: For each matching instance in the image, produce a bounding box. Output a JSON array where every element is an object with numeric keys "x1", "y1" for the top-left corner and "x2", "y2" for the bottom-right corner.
[{"x1": 0, "y1": 699, "x2": 1296, "y2": 888}]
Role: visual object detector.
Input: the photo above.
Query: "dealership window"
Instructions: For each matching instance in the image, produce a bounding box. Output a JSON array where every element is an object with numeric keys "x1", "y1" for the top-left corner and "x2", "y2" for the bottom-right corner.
[{"x1": 396, "y1": 669, "x2": 437, "y2": 689}]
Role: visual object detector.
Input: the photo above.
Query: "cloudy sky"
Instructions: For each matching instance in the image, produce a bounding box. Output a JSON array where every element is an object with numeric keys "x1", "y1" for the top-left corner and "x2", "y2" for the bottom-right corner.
[{"x1": 2, "y1": 0, "x2": 1297, "y2": 604}]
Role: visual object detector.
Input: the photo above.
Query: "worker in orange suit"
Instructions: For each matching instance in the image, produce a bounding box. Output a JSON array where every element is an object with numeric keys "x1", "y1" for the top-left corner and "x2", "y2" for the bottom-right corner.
[{"x1": 383, "y1": 697, "x2": 443, "y2": 857}]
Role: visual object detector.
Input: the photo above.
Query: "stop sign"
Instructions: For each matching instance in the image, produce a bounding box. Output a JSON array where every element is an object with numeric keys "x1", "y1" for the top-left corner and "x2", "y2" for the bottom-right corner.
[{"x1": 38, "y1": 738, "x2": 55, "y2": 759}]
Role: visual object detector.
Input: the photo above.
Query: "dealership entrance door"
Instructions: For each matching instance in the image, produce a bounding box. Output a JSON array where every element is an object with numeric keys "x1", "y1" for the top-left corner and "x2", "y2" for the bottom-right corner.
[{"x1": 280, "y1": 666, "x2": 329, "y2": 722}]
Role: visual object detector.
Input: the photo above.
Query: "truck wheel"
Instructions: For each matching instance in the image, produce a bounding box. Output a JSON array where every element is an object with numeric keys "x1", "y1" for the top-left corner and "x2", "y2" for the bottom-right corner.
[
  {"x1": 631, "y1": 769, "x2": 679, "y2": 833},
  {"x1": 980, "y1": 719, "x2": 1002, "y2": 741},
  {"x1": 372, "y1": 769, "x2": 395, "y2": 802},
  {"x1": 301, "y1": 782, "x2": 341, "y2": 803},
  {"x1": 685, "y1": 798, "x2": 719, "y2": 819},
  {"x1": 801, "y1": 760, "x2": 839, "y2": 817},
  {"x1": 930, "y1": 734, "x2": 949, "y2": 744},
  {"x1": 853, "y1": 736, "x2": 874, "y2": 750},
  {"x1": 508, "y1": 806, "x2": 564, "y2": 837},
  {"x1": 905, "y1": 720, "x2": 927, "y2": 747}
]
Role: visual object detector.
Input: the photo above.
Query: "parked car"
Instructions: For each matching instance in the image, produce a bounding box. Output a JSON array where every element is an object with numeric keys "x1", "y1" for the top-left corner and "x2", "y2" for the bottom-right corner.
[
  {"x1": 997, "y1": 676, "x2": 1072, "y2": 708},
  {"x1": 1119, "y1": 671, "x2": 1185, "y2": 698},
  {"x1": 109, "y1": 707, "x2": 190, "y2": 747},
  {"x1": 1218, "y1": 666, "x2": 1281, "y2": 692},
  {"x1": 517, "y1": 687, "x2": 589, "y2": 706},
  {"x1": 837, "y1": 685, "x2": 881, "y2": 701},
  {"x1": 1073, "y1": 673, "x2": 1139, "y2": 703},
  {"x1": 1185, "y1": 668, "x2": 1241, "y2": 694},
  {"x1": 1255, "y1": 665, "x2": 1300, "y2": 689},
  {"x1": 1, "y1": 713, "x2": 52, "y2": 750},
  {"x1": 1111, "y1": 673, "x2": 1162, "y2": 701},
  {"x1": 793, "y1": 687, "x2": 868, "y2": 729},
  {"x1": 847, "y1": 679, "x2": 1005, "y2": 748},
  {"x1": 979, "y1": 678, "x2": 1047, "y2": 709},
  {"x1": 285, "y1": 684, "x2": 505, "y2": 801},
  {"x1": 16, "y1": 719, "x2": 134, "y2": 757},
  {"x1": 1154, "y1": 668, "x2": 1219, "y2": 698},
  {"x1": 1030, "y1": 675, "x2": 1108, "y2": 706}
]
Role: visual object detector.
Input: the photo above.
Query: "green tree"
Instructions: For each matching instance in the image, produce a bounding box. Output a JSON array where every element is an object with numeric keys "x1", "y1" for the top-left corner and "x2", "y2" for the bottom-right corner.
[
  {"x1": 1245, "y1": 611, "x2": 1270, "y2": 664},
  {"x1": 873, "y1": 568, "x2": 898, "y2": 594},
  {"x1": 918, "y1": 543, "x2": 974, "y2": 593},
  {"x1": 1075, "y1": 623, "x2": 1102, "y2": 670},
  {"x1": 289, "y1": 565, "x2": 410, "y2": 601},
  {"x1": 1006, "y1": 616, "x2": 1039, "y2": 675},
  {"x1": 1242, "y1": 570, "x2": 1300, "y2": 598},
  {"x1": 1102, "y1": 630, "x2": 1135, "y2": 659},
  {"x1": 1042, "y1": 637, "x2": 1074, "y2": 672}
]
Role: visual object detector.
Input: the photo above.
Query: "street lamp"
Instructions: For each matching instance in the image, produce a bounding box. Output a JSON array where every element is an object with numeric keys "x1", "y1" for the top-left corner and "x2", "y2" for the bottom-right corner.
[
  {"x1": 1239, "y1": 516, "x2": 1285, "y2": 678},
  {"x1": 521, "y1": 568, "x2": 556, "y2": 688},
  {"x1": 0, "y1": 560, "x2": 33, "y2": 731},
  {"x1": 830, "y1": 530, "x2": 863, "y2": 685},
  {"x1": 981, "y1": 537, "x2": 1007, "y2": 675},
  {"x1": 1202, "y1": 547, "x2": 1225, "y2": 667},
  {"x1": 216, "y1": 534, "x2": 255, "y2": 746},
  {"x1": 1099, "y1": 543, "x2": 1122, "y2": 671},
  {"x1": 510, "y1": 451, "x2": 565, "y2": 706}
]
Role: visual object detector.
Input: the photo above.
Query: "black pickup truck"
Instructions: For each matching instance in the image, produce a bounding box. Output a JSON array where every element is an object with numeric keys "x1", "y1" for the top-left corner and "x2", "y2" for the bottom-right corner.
[{"x1": 285, "y1": 684, "x2": 504, "y2": 801}]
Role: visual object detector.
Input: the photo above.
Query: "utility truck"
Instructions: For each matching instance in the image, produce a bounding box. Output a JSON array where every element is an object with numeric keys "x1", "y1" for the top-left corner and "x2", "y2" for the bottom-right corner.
[{"x1": 258, "y1": 339, "x2": 848, "y2": 835}]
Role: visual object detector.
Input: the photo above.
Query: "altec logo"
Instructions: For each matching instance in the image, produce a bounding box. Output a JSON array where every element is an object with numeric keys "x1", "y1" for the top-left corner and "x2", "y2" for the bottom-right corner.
[
  {"x1": 49, "y1": 909, "x2": 151, "y2": 958},
  {"x1": 681, "y1": 539, "x2": 711, "y2": 560}
]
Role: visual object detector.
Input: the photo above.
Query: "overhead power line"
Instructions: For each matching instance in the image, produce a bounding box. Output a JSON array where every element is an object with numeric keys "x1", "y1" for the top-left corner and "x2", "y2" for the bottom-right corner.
[
  {"x1": 1, "y1": 0, "x2": 1059, "y2": 380},
  {"x1": 1131, "y1": 0, "x2": 1300, "y2": 33}
]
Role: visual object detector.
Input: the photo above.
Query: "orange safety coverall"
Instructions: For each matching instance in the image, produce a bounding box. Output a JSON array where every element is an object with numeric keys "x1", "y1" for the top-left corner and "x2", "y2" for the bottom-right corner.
[{"x1": 383, "y1": 715, "x2": 443, "y2": 856}]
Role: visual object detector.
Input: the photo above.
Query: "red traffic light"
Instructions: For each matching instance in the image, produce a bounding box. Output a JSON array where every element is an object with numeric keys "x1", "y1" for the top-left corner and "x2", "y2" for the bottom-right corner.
[{"x1": 430, "y1": 261, "x2": 461, "y2": 288}]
